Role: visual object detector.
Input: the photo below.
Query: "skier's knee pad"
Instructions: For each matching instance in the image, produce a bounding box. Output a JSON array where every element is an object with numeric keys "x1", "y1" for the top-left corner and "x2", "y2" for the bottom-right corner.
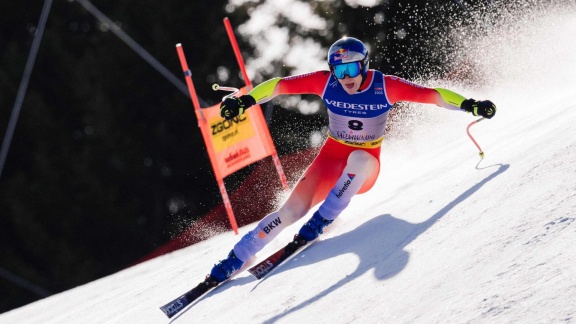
[
  {"x1": 345, "y1": 150, "x2": 379, "y2": 174},
  {"x1": 233, "y1": 203, "x2": 306, "y2": 262}
]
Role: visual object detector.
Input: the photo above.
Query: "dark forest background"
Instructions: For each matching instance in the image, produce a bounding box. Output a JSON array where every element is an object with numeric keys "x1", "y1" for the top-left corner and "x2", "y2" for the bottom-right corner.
[{"x1": 0, "y1": 0, "x2": 535, "y2": 312}]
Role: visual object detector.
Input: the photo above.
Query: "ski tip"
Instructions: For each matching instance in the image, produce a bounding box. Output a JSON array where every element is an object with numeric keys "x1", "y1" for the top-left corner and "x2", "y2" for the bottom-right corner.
[{"x1": 160, "y1": 298, "x2": 186, "y2": 318}]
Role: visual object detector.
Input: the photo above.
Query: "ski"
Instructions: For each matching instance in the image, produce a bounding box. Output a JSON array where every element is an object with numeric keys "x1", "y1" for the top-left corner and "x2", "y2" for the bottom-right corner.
[
  {"x1": 159, "y1": 275, "x2": 219, "y2": 318},
  {"x1": 248, "y1": 234, "x2": 313, "y2": 280},
  {"x1": 160, "y1": 257, "x2": 254, "y2": 318}
]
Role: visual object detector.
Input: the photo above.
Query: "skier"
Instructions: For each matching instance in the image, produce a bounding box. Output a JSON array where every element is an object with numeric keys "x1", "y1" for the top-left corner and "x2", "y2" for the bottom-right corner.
[{"x1": 210, "y1": 37, "x2": 496, "y2": 283}]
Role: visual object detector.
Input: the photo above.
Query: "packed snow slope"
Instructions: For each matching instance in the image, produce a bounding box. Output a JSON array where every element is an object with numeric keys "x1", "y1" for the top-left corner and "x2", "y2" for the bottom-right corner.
[{"x1": 2, "y1": 6, "x2": 576, "y2": 324}]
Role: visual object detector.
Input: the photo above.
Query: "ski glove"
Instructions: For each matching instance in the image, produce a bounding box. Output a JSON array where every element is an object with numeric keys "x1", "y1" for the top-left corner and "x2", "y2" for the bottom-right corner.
[
  {"x1": 461, "y1": 99, "x2": 497, "y2": 119},
  {"x1": 220, "y1": 95, "x2": 256, "y2": 120}
]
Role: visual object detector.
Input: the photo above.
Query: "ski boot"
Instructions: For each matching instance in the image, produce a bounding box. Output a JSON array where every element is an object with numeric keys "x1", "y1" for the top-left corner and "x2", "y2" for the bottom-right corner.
[
  {"x1": 209, "y1": 250, "x2": 245, "y2": 283},
  {"x1": 298, "y1": 211, "x2": 333, "y2": 242}
]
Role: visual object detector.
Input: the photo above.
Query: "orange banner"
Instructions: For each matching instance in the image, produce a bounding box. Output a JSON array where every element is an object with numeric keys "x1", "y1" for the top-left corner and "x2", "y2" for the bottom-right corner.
[
  {"x1": 176, "y1": 41, "x2": 286, "y2": 235},
  {"x1": 199, "y1": 87, "x2": 276, "y2": 179}
]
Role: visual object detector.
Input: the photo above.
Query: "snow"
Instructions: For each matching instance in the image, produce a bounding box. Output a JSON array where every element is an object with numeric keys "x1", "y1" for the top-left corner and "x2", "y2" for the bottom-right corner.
[{"x1": 2, "y1": 7, "x2": 576, "y2": 324}]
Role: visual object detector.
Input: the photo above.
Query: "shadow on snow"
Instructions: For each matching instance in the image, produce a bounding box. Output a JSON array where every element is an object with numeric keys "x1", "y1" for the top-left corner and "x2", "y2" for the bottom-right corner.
[{"x1": 262, "y1": 163, "x2": 509, "y2": 323}]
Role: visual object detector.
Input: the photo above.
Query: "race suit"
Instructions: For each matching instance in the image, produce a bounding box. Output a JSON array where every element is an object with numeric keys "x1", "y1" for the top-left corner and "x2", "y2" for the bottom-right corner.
[{"x1": 232, "y1": 69, "x2": 466, "y2": 262}]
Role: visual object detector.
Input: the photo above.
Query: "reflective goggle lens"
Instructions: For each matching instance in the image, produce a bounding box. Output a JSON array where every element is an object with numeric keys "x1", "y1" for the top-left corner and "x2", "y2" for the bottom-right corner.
[{"x1": 331, "y1": 62, "x2": 362, "y2": 79}]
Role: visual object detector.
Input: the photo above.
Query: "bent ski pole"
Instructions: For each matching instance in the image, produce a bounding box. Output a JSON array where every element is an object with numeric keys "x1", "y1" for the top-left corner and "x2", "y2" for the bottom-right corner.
[
  {"x1": 213, "y1": 84, "x2": 239, "y2": 101},
  {"x1": 466, "y1": 117, "x2": 486, "y2": 158}
]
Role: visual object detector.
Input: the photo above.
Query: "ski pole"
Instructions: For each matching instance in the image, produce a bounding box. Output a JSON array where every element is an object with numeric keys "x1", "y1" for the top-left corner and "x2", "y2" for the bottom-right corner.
[
  {"x1": 466, "y1": 117, "x2": 485, "y2": 158},
  {"x1": 212, "y1": 84, "x2": 239, "y2": 101}
]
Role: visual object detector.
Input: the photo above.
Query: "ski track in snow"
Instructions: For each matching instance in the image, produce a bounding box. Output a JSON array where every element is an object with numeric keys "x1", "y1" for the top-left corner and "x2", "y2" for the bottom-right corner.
[{"x1": 2, "y1": 5, "x2": 576, "y2": 324}]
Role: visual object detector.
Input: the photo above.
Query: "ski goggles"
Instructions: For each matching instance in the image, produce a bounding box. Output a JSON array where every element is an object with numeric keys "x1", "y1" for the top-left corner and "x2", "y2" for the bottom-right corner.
[{"x1": 331, "y1": 62, "x2": 362, "y2": 79}]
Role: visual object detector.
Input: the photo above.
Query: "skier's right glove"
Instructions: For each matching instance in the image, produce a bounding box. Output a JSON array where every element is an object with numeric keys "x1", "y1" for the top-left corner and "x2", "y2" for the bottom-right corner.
[
  {"x1": 219, "y1": 95, "x2": 256, "y2": 120},
  {"x1": 461, "y1": 99, "x2": 497, "y2": 119}
]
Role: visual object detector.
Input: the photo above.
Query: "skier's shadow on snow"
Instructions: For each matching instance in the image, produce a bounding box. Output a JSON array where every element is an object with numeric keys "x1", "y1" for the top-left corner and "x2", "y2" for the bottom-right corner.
[{"x1": 262, "y1": 163, "x2": 509, "y2": 324}]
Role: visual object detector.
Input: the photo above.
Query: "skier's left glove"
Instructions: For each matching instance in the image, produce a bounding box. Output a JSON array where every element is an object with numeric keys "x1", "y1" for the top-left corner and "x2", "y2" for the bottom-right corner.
[
  {"x1": 461, "y1": 99, "x2": 497, "y2": 119},
  {"x1": 220, "y1": 95, "x2": 256, "y2": 120}
]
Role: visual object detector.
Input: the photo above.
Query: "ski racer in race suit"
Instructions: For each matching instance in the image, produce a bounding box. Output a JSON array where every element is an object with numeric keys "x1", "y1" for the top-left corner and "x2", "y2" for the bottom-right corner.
[{"x1": 210, "y1": 37, "x2": 496, "y2": 282}]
